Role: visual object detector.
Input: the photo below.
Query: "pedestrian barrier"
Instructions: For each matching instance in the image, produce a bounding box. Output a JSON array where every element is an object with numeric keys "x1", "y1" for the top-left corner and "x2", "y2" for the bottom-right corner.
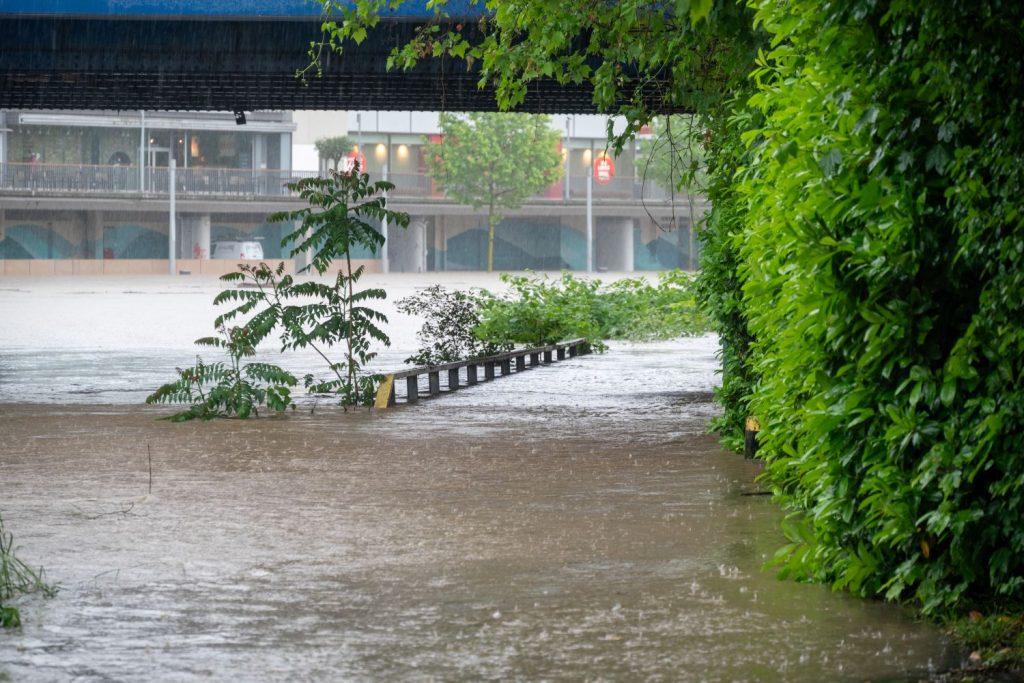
[{"x1": 373, "y1": 339, "x2": 591, "y2": 409}]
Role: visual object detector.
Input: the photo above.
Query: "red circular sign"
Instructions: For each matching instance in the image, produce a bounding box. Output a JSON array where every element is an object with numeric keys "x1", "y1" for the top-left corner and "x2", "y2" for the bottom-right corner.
[
  {"x1": 593, "y1": 155, "x2": 615, "y2": 184},
  {"x1": 341, "y1": 151, "x2": 368, "y2": 174}
]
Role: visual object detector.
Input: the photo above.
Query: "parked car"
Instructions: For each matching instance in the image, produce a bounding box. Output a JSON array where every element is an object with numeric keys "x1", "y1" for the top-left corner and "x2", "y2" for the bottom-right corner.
[{"x1": 211, "y1": 240, "x2": 264, "y2": 260}]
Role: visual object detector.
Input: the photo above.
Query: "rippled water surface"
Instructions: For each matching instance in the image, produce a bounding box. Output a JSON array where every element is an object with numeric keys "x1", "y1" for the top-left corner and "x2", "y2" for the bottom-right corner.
[{"x1": 0, "y1": 275, "x2": 957, "y2": 680}]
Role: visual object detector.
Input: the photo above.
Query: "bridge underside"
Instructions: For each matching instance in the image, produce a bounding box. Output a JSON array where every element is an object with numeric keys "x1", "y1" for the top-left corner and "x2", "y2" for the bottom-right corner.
[{"x1": 0, "y1": 17, "x2": 677, "y2": 114}]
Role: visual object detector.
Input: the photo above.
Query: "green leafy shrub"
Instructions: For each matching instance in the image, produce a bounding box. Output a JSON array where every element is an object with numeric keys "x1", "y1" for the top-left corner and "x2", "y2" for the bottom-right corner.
[
  {"x1": 212, "y1": 262, "x2": 390, "y2": 409},
  {"x1": 474, "y1": 271, "x2": 709, "y2": 349},
  {"x1": 270, "y1": 169, "x2": 408, "y2": 406},
  {"x1": 396, "y1": 285, "x2": 512, "y2": 366},
  {"x1": 148, "y1": 170, "x2": 410, "y2": 416},
  {"x1": 146, "y1": 323, "x2": 297, "y2": 421},
  {"x1": 951, "y1": 613, "x2": 1024, "y2": 670},
  {"x1": 603, "y1": 270, "x2": 710, "y2": 341},
  {"x1": 740, "y1": 0, "x2": 1024, "y2": 614}
]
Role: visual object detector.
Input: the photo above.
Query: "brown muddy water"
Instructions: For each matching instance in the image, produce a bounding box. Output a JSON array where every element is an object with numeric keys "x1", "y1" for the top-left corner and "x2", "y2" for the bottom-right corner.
[{"x1": 0, "y1": 276, "x2": 959, "y2": 680}]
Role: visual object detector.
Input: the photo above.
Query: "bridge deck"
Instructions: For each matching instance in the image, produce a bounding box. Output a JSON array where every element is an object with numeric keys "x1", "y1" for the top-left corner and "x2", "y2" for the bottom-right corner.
[{"x1": 0, "y1": 2, "x2": 681, "y2": 113}]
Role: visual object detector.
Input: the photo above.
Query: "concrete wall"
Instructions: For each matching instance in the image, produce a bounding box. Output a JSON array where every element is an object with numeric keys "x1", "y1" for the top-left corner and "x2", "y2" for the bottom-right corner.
[
  {"x1": 0, "y1": 258, "x2": 391, "y2": 277},
  {"x1": 0, "y1": 210, "x2": 298, "y2": 261}
]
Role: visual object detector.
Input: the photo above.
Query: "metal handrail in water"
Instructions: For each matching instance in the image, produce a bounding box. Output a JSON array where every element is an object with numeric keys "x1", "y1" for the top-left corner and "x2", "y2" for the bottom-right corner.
[{"x1": 374, "y1": 338, "x2": 592, "y2": 408}]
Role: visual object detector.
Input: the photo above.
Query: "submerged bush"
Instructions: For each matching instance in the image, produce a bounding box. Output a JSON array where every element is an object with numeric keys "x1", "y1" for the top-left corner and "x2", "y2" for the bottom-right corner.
[
  {"x1": 740, "y1": 0, "x2": 1024, "y2": 614},
  {"x1": 474, "y1": 270, "x2": 709, "y2": 349},
  {"x1": 396, "y1": 285, "x2": 511, "y2": 366},
  {"x1": 146, "y1": 324, "x2": 297, "y2": 421}
]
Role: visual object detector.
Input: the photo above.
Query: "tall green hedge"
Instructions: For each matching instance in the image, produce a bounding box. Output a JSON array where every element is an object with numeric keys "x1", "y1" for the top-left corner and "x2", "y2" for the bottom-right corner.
[{"x1": 736, "y1": 0, "x2": 1024, "y2": 613}]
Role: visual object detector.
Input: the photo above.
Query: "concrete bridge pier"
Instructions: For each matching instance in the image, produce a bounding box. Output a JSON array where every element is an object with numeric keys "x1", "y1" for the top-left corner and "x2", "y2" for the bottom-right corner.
[
  {"x1": 595, "y1": 217, "x2": 635, "y2": 272},
  {"x1": 180, "y1": 214, "x2": 211, "y2": 260},
  {"x1": 388, "y1": 216, "x2": 428, "y2": 273},
  {"x1": 83, "y1": 211, "x2": 103, "y2": 259}
]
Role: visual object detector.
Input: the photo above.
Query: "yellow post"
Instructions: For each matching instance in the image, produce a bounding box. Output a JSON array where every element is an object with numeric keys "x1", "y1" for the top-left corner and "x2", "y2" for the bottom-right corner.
[
  {"x1": 374, "y1": 374, "x2": 395, "y2": 410},
  {"x1": 744, "y1": 416, "x2": 760, "y2": 458}
]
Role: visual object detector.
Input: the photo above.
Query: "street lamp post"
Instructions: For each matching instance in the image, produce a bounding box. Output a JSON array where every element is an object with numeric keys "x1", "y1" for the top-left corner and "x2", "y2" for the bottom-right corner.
[
  {"x1": 564, "y1": 116, "x2": 571, "y2": 202},
  {"x1": 168, "y1": 158, "x2": 177, "y2": 275},
  {"x1": 381, "y1": 161, "x2": 390, "y2": 274},
  {"x1": 139, "y1": 110, "x2": 146, "y2": 192},
  {"x1": 586, "y1": 167, "x2": 593, "y2": 273}
]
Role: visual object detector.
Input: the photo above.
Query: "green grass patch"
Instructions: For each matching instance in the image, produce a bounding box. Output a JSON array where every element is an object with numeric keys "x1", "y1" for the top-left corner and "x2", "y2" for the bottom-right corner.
[{"x1": 949, "y1": 612, "x2": 1024, "y2": 673}]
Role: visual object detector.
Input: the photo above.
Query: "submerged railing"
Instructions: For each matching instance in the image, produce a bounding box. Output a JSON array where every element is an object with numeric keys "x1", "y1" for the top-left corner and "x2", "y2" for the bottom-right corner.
[{"x1": 374, "y1": 339, "x2": 592, "y2": 408}]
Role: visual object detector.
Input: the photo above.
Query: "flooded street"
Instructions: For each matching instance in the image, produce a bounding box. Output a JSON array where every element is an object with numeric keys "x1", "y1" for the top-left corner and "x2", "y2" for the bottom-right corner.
[{"x1": 0, "y1": 275, "x2": 957, "y2": 680}]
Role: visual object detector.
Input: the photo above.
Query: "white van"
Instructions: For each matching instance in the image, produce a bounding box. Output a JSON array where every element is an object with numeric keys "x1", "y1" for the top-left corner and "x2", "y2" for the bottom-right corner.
[{"x1": 211, "y1": 240, "x2": 264, "y2": 260}]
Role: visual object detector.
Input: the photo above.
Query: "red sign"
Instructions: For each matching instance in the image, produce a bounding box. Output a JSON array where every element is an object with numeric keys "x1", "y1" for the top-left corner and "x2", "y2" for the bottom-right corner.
[
  {"x1": 593, "y1": 155, "x2": 615, "y2": 184},
  {"x1": 340, "y1": 151, "x2": 368, "y2": 174}
]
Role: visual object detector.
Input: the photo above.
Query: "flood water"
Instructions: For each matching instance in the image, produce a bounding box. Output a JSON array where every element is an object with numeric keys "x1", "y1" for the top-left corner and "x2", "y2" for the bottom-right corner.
[{"x1": 1, "y1": 275, "x2": 959, "y2": 680}]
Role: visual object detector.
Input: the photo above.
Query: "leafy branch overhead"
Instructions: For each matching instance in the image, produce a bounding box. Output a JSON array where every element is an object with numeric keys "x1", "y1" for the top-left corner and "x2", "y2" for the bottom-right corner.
[{"x1": 310, "y1": 0, "x2": 750, "y2": 152}]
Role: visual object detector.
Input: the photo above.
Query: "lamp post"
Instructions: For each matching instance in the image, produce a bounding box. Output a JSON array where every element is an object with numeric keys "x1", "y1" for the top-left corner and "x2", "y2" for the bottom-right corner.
[
  {"x1": 381, "y1": 161, "x2": 390, "y2": 273},
  {"x1": 564, "y1": 116, "x2": 571, "y2": 202},
  {"x1": 168, "y1": 158, "x2": 176, "y2": 275},
  {"x1": 139, "y1": 110, "x2": 146, "y2": 192},
  {"x1": 586, "y1": 167, "x2": 593, "y2": 273},
  {"x1": 356, "y1": 112, "x2": 362, "y2": 165}
]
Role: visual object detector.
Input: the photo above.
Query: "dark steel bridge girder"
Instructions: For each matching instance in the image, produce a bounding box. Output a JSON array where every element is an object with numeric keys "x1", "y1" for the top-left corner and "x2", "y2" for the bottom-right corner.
[{"x1": 0, "y1": 17, "x2": 683, "y2": 113}]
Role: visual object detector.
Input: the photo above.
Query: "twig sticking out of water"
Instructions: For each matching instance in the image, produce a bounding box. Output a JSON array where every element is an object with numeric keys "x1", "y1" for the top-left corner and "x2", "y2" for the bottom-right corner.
[
  {"x1": 147, "y1": 443, "x2": 153, "y2": 495},
  {"x1": 71, "y1": 502, "x2": 137, "y2": 520}
]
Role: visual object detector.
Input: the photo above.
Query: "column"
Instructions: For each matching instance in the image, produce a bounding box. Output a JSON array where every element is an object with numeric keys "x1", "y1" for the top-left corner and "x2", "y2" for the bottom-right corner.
[
  {"x1": 85, "y1": 211, "x2": 103, "y2": 259},
  {"x1": 187, "y1": 214, "x2": 211, "y2": 260},
  {"x1": 618, "y1": 217, "x2": 635, "y2": 272},
  {"x1": 391, "y1": 217, "x2": 427, "y2": 272},
  {"x1": 595, "y1": 217, "x2": 635, "y2": 272}
]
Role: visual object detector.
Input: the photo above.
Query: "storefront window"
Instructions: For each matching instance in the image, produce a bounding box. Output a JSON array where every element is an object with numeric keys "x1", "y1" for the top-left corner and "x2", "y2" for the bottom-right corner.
[{"x1": 186, "y1": 131, "x2": 253, "y2": 168}]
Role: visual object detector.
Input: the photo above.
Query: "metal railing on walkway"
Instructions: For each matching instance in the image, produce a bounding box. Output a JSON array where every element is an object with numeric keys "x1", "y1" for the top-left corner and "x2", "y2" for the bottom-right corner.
[
  {"x1": 0, "y1": 162, "x2": 678, "y2": 203},
  {"x1": 0, "y1": 162, "x2": 316, "y2": 197},
  {"x1": 374, "y1": 339, "x2": 592, "y2": 408}
]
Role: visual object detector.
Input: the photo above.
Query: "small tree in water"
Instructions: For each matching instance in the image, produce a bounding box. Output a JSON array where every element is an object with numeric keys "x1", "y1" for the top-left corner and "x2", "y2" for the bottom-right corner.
[
  {"x1": 148, "y1": 167, "x2": 409, "y2": 416},
  {"x1": 269, "y1": 166, "x2": 409, "y2": 405},
  {"x1": 426, "y1": 113, "x2": 562, "y2": 271}
]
